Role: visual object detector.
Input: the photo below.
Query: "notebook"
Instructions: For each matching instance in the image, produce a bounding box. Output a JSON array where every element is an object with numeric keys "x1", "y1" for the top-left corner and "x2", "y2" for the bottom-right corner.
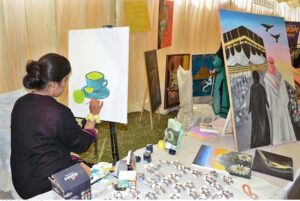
[
  {"x1": 252, "y1": 150, "x2": 293, "y2": 181},
  {"x1": 192, "y1": 144, "x2": 252, "y2": 178}
]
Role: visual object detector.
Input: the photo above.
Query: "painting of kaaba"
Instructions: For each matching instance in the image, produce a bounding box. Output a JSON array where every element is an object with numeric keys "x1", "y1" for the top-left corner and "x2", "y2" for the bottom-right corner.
[
  {"x1": 219, "y1": 10, "x2": 297, "y2": 151},
  {"x1": 223, "y1": 25, "x2": 267, "y2": 67}
]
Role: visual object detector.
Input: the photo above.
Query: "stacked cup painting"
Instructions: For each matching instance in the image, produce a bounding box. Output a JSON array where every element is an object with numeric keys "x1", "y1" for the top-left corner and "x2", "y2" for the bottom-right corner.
[{"x1": 219, "y1": 10, "x2": 299, "y2": 151}]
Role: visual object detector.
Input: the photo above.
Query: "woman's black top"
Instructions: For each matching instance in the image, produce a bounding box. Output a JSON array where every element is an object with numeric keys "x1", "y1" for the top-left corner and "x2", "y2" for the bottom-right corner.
[{"x1": 10, "y1": 93, "x2": 94, "y2": 199}]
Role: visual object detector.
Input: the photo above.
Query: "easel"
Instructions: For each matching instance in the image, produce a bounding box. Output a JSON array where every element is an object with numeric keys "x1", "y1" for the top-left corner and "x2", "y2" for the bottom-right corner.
[
  {"x1": 109, "y1": 122, "x2": 119, "y2": 164},
  {"x1": 139, "y1": 86, "x2": 160, "y2": 130},
  {"x1": 100, "y1": 25, "x2": 119, "y2": 164},
  {"x1": 222, "y1": 109, "x2": 232, "y2": 135}
]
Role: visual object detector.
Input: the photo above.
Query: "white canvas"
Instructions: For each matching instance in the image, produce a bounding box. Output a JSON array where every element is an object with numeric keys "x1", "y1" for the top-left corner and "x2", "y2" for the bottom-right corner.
[{"x1": 68, "y1": 27, "x2": 129, "y2": 124}]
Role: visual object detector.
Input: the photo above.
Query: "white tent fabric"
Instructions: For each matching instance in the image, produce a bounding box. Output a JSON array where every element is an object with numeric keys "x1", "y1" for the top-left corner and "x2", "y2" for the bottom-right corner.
[
  {"x1": 176, "y1": 65, "x2": 193, "y2": 129},
  {"x1": 227, "y1": 46, "x2": 266, "y2": 66}
]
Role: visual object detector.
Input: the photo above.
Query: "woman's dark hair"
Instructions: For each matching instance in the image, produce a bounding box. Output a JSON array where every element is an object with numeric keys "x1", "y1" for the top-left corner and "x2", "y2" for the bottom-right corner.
[
  {"x1": 252, "y1": 71, "x2": 260, "y2": 82},
  {"x1": 23, "y1": 53, "x2": 71, "y2": 90}
]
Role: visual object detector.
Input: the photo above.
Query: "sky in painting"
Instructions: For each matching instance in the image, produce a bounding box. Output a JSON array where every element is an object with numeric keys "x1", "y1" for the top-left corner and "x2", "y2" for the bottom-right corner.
[{"x1": 219, "y1": 9, "x2": 294, "y2": 84}]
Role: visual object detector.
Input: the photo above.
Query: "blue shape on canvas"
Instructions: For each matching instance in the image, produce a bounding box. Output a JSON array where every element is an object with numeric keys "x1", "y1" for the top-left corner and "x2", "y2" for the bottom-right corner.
[{"x1": 192, "y1": 54, "x2": 215, "y2": 97}]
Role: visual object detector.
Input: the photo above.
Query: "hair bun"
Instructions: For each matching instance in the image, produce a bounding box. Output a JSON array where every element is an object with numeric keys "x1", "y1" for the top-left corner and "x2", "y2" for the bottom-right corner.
[
  {"x1": 23, "y1": 60, "x2": 47, "y2": 89},
  {"x1": 26, "y1": 60, "x2": 41, "y2": 74}
]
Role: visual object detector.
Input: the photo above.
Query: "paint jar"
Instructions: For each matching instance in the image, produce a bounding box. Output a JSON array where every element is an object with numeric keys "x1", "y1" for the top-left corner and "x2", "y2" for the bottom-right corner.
[
  {"x1": 143, "y1": 152, "x2": 152, "y2": 163},
  {"x1": 146, "y1": 144, "x2": 153, "y2": 153}
]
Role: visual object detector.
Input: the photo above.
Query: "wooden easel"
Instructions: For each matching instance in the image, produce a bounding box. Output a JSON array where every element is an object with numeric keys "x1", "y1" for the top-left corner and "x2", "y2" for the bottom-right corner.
[
  {"x1": 222, "y1": 110, "x2": 232, "y2": 135},
  {"x1": 139, "y1": 86, "x2": 160, "y2": 130}
]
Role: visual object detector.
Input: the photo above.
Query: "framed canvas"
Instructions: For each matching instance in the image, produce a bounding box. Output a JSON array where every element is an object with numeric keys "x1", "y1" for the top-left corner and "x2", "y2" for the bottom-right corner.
[
  {"x1": 144, "y1": 50, "x2": 162, "y2": 112},
  {"x1": 164, "y1": 54, "x2": 190, "y2": 109},
  {"x1": 192, "y1": 54, "x2": 216, "y2": 97},
  {"x1": 219, "y1": 10, "x2": 297, "y2": 151},
  {"x1": 69, "y1": 27, "x2": 129, "y2": 124},
  {"x1": 158, "y1": 0, "x2": 174, "y2": 49}
]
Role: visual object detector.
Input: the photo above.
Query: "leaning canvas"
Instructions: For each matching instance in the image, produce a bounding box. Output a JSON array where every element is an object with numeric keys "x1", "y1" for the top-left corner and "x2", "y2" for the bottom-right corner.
[
  {"x1": 192, "y1": 144, "x2": 252, "y2": 179},
  {"x1": 252, "y1": 150, "x2": 293, "y2": 181},
  {"x1": 69, "y1": 27, "x2": 129, "y2": 124},
  {"x1": 164, "y1": 54, "x2": 190, "y2": 109},
  {"x1": 192, "y1": 54, "x2": 215, "y2": 97},
  {"x1": 219, "y1": 10, "x2": 297, "y2": 151}
]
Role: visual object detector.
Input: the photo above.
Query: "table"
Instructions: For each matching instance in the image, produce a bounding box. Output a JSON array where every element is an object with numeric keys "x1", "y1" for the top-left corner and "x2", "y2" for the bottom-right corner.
[
  {"x1": 32, "y1": 134, "x2": 300, "y2": 199},
  {"x1": 176, "y1": 134, "x2": 300, "y2": 189}
]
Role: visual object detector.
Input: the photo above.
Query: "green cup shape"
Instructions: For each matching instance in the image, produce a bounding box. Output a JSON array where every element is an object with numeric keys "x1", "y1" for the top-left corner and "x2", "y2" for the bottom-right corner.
[{"x1": 85, "y1": 71, "x2": 108, "y2": 91}]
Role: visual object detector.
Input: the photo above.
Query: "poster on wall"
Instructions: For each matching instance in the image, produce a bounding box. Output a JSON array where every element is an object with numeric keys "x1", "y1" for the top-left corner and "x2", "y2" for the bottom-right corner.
[
  {"x1": 144, "y1": 50, "x2": 162, "y2": 112},
  {"x1": 124, "y1": 0, "x2": 151, "y2": 33},
  {"x1": 285, "y1": 21, "x2": 300, "y2": 116},
  {"x1": 285, "y1": 21, "x2": 300, "y2": 69},
  {"x1": 158, "y1": 0, "x2": 174, "y2": 49},
  {"x1": 164, "y1": 54, "x2": 190, "y2": 109},
  {"x1": 69, "y1": 27, "x2": 129, "y2": 124},
  {"x1": 192, "y1": 54, "x2": 216, "y2": 97},
  {"x1": 219, "y1": 10, "x2": 297, "y2": 151}
]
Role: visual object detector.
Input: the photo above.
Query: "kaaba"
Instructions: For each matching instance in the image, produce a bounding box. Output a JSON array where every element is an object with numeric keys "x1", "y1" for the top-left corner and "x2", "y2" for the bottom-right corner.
[{"x1": 223, "y1": 26, "x2": 267, "y2": 66}]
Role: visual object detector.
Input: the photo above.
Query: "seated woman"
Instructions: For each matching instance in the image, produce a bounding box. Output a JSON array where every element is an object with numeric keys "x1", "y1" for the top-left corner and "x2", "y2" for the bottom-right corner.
[{"x1": 10, "y1": 53, "x2": 102, "y2": 199}]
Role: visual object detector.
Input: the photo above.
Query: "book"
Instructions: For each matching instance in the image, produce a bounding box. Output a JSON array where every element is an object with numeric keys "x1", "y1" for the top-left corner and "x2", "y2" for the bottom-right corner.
[
  {"x1": 252, "y1": 150, "x2": 293, "y2": 181},
  {"x1": 192, "y1": 144, "x2": 252, "y2": 178}
]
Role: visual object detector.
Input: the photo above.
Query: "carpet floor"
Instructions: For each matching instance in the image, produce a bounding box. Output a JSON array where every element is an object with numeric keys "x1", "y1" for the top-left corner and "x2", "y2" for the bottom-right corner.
[{"x1": 80, "y1": 110, "x2": 178, "y2": 164}]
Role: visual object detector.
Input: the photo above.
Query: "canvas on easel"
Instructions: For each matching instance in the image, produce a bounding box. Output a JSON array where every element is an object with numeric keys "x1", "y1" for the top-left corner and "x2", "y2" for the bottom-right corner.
[
  {"x1": 219, "y1": 10, "x2": 297, "y2": 151},
  {"x1": 68, "y1": 27, "x2": 129, "y2": 124},
  {"x1": 140, "y1": 50, "x2": 161, "y2": 129},
  {"x1": 164, "y1": 54, "x2": 190, "y2": 109},
  {"x1": 144, "y1": 50, "x2": 162, "y2": 113}
]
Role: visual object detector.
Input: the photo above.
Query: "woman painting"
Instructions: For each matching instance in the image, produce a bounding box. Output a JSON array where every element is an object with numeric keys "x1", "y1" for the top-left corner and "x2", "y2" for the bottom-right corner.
[{"x1": 11, "y1": 53, "x2": 102, "y2": 198}]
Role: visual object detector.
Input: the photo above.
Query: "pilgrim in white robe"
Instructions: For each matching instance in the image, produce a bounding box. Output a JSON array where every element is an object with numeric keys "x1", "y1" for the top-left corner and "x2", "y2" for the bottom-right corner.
[{"x1": 264, "y1": 71, "x2": 296, "y2": 145}]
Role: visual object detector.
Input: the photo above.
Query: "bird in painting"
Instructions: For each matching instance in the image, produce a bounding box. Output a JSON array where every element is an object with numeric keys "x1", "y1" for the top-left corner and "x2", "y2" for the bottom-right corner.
[
  {"x1": 261, "y1": 23, "x2": 274, "y2": 32},
  {"x1": 270, "y1": 34, "x2": 280, "y2": 43}
]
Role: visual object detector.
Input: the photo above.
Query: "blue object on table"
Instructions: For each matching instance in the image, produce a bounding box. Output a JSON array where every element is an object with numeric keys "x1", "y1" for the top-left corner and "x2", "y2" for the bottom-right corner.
[
  {"x1": 146, "y1": 144, "x2": 153, "y2": 153},
  {"x1": 135, "y1": 156, "x2": 141, "y2": 163}
]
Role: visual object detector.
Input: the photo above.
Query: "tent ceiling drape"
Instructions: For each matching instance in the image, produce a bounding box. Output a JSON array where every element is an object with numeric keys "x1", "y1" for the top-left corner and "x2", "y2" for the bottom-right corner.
[{"x1": 276, "y1": 0, "x2": 300, "y2": 8}]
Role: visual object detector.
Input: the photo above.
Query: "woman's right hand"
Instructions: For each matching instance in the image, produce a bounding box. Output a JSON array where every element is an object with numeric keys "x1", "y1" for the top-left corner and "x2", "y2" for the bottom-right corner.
[{"x1": 89, "y1": 99, "x2": 103, "y2": 115}]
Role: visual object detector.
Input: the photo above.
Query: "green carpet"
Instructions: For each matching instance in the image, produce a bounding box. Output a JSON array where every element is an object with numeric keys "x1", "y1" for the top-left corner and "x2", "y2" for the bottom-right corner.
[{"x1": 80, "y1": 110, "x2": 178, "y2": 163}]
